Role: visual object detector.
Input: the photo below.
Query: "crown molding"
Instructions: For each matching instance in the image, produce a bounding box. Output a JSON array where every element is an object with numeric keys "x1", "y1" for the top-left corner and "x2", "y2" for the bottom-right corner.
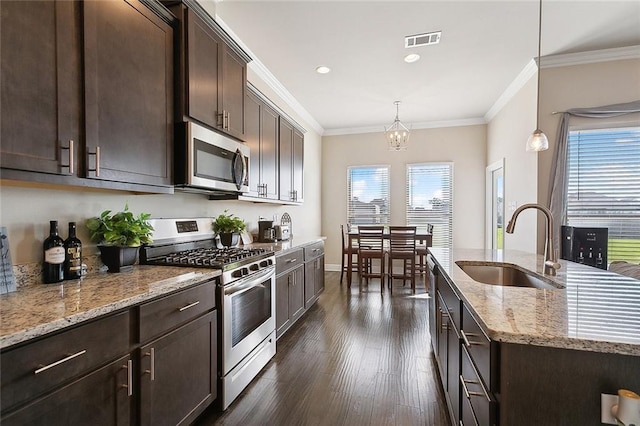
[
  {"x1": 323, "y1": 117, "x2": 486, "y2": 137},
  {"x1": 214, "y1": 16, "x2": 325, "y2": 136},
  {"x1": 540, "y1": 45, "x2": 640, "y2": 69},
  {"x1": 484, "y1": 59, "x2": 537, "y2": 122}
]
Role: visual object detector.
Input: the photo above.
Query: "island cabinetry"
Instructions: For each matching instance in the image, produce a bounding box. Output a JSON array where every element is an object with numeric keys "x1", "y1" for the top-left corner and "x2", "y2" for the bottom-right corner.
[
  {"x1": 137, "y1": 281, "x2": 217, "y2": 426},
  {"x1": 167, "y1": 3, "x2": 248, "y2": 141},
  {"x1": 276, "y1": 248, "x2": 305, "y2": 338},
  {"x1": 279, "y1": 119, "x2": 304, "y2": 203},
  {"x1": 0, "y1": 311, "x2": 132, "y2": 424},
  {"x1": 245, "y1": 88, "x2": 279, "y2": 199},
  {"x1": 1, "y1": 0, "x2": 174, "y2": 193},
  {"x1": 304, "y1": 241, "x2": 325, "y2": 308}
]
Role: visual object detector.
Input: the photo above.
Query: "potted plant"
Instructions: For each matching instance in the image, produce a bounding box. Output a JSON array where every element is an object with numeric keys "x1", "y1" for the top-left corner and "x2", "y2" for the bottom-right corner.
[
  {"x1": 212, "y1": 210, "x2": 246, "y2": 247},
  {"x1": 86, "y1": 204, "x2": 154, "y2": 272}
]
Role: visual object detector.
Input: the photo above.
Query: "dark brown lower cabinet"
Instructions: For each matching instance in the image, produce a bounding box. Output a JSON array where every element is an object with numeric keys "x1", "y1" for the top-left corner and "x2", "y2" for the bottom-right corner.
[
  {"x1": 139, "y1": 310, "x2": 217, "y2": 426},
  {"x1": 303, "y1": 242, "x2": 325, "y2": 308},
  {"x1": 275, "y1": 266, "x2": 304, "y2": 338},
  {"x1": 1, "y1": 354, "x2": 132, "y2": 426}
]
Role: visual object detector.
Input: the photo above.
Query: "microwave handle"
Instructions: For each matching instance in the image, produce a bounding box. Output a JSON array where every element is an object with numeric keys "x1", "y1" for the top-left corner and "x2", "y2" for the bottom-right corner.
[{"x1": 232, "y1": 149, "x2": 247, "y2": 190}]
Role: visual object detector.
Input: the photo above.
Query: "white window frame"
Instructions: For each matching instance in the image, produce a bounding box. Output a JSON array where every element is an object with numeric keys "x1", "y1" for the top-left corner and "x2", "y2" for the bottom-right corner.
[{"x1": 347, "y1": 165, "x2": 390, "y2": 228}]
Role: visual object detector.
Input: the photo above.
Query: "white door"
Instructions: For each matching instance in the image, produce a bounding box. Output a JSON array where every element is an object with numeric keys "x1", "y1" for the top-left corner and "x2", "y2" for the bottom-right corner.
[{"x1": 486, "y1": 159, "x2": 505, "y2": 250}]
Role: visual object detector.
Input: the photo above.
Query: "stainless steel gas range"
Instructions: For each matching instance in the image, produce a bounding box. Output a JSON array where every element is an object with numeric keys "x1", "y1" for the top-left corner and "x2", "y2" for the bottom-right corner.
[{"x1": 140, "y1": 218, "x2": 276, "y2": 410}]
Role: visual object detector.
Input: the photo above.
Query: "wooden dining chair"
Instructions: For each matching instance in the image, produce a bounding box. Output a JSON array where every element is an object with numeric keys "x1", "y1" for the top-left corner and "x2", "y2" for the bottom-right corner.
[
  {"x1": 357, "y1": 226, "x2": 386, "y2": 292},
  {"x1": 340, "y1": 224, "x2": 359, "y2": 286},
  {"x1": 416, "y1": 223, "x2": 434, "y2": 275},
  {"x1": 387, "y1": 226, "x2": 417, "y2": 294}
]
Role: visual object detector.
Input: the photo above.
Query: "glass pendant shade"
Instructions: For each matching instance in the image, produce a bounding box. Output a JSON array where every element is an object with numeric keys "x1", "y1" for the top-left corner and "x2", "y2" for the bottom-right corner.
[
  {"x1": 526, "y1": 129, "x2": 549, "y2": 151},
  {"x1": 385, "y1": 101, "x2": 410, "y2": 151}
]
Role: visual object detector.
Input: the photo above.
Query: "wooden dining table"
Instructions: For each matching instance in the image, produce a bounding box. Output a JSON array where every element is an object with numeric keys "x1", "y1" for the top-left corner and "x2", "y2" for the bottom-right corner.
[{"x1": 345, "y1": 230, "x2": 433, "y2": 288}]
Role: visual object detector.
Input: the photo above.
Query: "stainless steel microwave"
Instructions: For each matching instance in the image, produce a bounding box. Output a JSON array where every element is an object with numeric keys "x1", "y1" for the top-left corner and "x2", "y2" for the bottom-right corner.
[{"x1": 175, "y1": 122, "x2": 249, "y2": 194}]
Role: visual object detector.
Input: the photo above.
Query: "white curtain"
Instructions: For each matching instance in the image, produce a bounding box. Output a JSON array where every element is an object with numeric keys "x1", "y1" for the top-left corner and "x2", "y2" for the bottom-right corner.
[{"x1": 548, "y1": 100, "x2": 640, "y2": 250}]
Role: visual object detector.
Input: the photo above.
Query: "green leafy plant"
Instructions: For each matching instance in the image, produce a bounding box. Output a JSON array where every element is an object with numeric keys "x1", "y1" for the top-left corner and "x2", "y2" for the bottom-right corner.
[
  {"x1": 86, "y1": 204, "x2": 154, "y2": 247},
  {"x1": 212, "y1": 210, "x2": 246, "y2": 235}
]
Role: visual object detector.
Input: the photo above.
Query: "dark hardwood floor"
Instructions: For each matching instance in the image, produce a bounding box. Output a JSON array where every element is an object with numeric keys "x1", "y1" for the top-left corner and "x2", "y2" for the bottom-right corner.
[{"x1": 196, "y1": 271, "x2": 450, "y2": 426}]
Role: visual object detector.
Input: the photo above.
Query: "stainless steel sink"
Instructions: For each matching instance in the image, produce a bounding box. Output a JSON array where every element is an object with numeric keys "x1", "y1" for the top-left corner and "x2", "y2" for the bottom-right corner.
[{"x1": 455, "y1": 261, "x2": 562, "y2": 289}]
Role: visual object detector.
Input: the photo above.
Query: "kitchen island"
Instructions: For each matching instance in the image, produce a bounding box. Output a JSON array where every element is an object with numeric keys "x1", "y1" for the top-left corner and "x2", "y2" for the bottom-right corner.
[{"x1": 428, "y1": 247, "x2": 640, "y2": 426}]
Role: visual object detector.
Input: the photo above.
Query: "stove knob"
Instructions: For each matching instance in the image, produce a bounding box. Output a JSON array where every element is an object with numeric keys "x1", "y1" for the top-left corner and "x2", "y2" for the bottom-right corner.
[
  {"x1": 250, "y1": 264, "x2": 259, "y2": 271},
  {"x1": 231, "y1": 269, "x2": 243, "y2": 278}
]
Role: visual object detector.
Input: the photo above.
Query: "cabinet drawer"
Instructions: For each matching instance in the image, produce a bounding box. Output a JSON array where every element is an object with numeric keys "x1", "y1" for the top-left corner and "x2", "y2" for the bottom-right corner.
[
  {"x1": 276, "y1": 248, "x2": 303, "y2": 275},
  {"x1": 1, "y1": 311, "x2": 130, "y2": 412},
  {"x1": 461, "y1": 304, "x2": 494, "y2": 391},
  {"x1": 303, "y1": 241, "x2": 324, "y2": 261},
  {"x1": 139, "y1": 280, "x2": 215, "y2": 343},
  {"x1": 460, "y1": 346, "x2": 496, "y2": 426},
  {"x1": 438, "y1": 275, "x2": 461, "y2": 333}
]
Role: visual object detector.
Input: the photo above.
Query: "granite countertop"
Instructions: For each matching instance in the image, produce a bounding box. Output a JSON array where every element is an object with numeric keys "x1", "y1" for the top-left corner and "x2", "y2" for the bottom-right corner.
[
  {"x1": 247, "y1": 236, "x2": 325, "y2": 254},
  {"x1": 0, "y1": 266, "x2": 220, "y2": 349},
  {"x1": 428, "y1": 248, "x2": 640, "y2": 356}
]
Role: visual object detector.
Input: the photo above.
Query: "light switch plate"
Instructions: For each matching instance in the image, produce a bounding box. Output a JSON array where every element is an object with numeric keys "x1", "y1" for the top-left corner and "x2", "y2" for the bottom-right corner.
[{"x1": 601, "y1": 393, "x2": 619, "y2": 425}]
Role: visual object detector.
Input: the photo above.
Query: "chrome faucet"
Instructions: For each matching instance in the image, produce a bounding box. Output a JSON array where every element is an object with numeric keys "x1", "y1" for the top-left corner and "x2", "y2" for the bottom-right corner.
[{"x1": 506, "y1": 203, "x2": 561, "y2": 275}]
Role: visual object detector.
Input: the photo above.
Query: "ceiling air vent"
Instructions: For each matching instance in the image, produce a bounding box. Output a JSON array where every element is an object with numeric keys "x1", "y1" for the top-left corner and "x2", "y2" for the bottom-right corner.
[{"x1": 405, "y1": 31, "x2": 442, "y2": 48}]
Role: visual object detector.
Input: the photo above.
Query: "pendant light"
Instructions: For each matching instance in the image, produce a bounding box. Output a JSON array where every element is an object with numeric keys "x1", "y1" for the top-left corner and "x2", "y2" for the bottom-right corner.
[
  {"x1": 385, "y1": 101, "x2": 411, "y2": 151},
  {"x1": 526, "y1": 0, "x2": 549, "y2": 152}
]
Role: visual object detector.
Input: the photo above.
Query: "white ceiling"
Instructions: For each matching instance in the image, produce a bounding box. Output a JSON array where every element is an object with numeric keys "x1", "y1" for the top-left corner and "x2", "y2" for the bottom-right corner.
[{"x1": 211, "y1": 1, "x2": 640, "y2": 135}]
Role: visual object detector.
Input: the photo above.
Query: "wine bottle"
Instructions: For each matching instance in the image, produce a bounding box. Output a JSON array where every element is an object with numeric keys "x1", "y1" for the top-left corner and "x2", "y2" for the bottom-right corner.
[
  {"x1": 43, "y1": 220, "x2": 65, "y2": 284},
  {"x1": 64, "y1": 222, "x2": 82, "y2": 280}
]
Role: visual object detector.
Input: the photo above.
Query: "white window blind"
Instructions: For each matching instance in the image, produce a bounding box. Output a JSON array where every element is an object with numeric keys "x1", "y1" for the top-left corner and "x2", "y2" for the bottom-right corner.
[
  {"x1": 566, "y1": 126, "x2": 640, "y2": 263},
  {"x1": 406, "y1": 163, "x2": 453, "y2": 248},
  {"x1": 347, "y1": 165, "x2": 390, "y2": 227}
]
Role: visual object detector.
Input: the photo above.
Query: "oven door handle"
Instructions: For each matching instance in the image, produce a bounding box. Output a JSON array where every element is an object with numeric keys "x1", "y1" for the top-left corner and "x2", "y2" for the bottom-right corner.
[{"x1": 224, "y1": 266, "x2": 275, "y2": 296}]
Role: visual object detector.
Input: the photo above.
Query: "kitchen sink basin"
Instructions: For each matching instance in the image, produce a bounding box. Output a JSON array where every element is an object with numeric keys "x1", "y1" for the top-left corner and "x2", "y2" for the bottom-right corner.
[{"x1": 455, "y1": 261, "x2": 562, "y2": 290}]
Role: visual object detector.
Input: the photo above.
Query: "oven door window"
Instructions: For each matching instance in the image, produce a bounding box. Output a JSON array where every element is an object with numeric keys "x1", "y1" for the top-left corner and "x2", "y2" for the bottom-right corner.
[{"x1": 231, "y1": 279, "x2": 272, "y2": 346}]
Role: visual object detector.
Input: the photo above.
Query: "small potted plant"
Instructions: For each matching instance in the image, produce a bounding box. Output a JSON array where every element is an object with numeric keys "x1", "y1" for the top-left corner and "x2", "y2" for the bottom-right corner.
[
  {"x1": 86, "y1": 204, "x2": 154, "y2": 272},
  {"x1": 212, "y1": 210, "x2": 246, "y2": 247}
]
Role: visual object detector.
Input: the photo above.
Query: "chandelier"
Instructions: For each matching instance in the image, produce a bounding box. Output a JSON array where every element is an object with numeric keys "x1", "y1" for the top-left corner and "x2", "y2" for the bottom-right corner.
[{"x1": 384, "y1": 101, "x2": 411, "y2": 151}]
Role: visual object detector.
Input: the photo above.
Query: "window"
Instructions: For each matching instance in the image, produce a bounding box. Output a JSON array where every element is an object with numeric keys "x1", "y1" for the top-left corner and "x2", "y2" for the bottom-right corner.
[
  {"x1": 566, "y1": 126, "x2": 640, "y2": 263},
  {"x1": 347, "y1": 165, "x2": 390, "y2": 227},
  {"x1": 406, "y1": 163, "x2": 453, "y2": 248}
]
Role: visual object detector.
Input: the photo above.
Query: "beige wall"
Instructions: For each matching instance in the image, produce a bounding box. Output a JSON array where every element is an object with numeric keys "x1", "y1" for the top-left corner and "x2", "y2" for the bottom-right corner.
[
  {"x1": 321, "y1": 125, "x2": 487, "y2": 269},
  {"x1": 0, "y1": 70, "x2": 323, "y2": 265},
  {"x1": 486, "y1": 75, "x2": 538, "y2": 253},
  {"x1": 535, "y1": 58, "x2": 640, "y2": 252}
]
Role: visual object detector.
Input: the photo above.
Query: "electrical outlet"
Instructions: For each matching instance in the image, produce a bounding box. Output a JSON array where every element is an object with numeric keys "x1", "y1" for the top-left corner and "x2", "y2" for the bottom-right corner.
[{"x1": 601, "y1": 393, "x2": 619, "y2": 425}]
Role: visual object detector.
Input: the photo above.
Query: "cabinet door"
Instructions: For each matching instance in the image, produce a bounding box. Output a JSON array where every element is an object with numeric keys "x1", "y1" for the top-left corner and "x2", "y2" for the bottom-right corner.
[
  {"x1": 245, "y1": 91, "x2": 262, "y2": 197},
  {"x1": 1, "y1": 355, "x2": 132, "y2": 426},
  {"x1": 186, "y1": 8, "x2": 221, "y2": 130},
  {"x1": 83, "y1": 0, "x2": 173, "y2": 187},
  {"x1": 292, "y1": 129, "x2": 304, "y2": 202},
  {"x1": 0, "y1": 0, "x2": 81, "y2": 176},
  {"x1": 275, "y1": 273, "x2": 291, "y2": 337},
  {"x1": 436, "y1": 293, "x2": 448, "y2": 385},
  {"x1": 314, "y1": 255, "x2": 325, "y2": 296},
  {"x1": 447, "y1": 318, "x2": 461, "y2": 425},
  {"x1": 289, "y1": 266, "x2": 305, "y2": 322},
  {"x1": 220, "y1": 47, "x2": 246, "y2": 140},
  {"x1": 139, "y1": 311, "x2": 216, "y2": 426},
  {"x1": 261, "y1": 104, "x2": 280, "y2": 199},
  {"x1": 304, "y1": 260, "x2": 317, "y2": 308},
  {"x1": 279, "y1": 118, "x2": 294, "y2": 201}
]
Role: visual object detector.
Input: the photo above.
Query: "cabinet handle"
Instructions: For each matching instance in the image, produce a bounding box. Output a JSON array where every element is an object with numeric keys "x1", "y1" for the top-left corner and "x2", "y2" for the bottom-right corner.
[
  {"x1": 120, "y1": 359, "x2": 133, "y2": 396},
  {"x1": 287, "y1": 258, "x2": 298, "y2": 263},
  {"x1": 461, "y1": 330, "x2": 484, "y2": 347},
  {"x1": 34, "y1": 349, "x2": 87, "y2": 374},
  {"x1": 459, "y1": 375, "x2": 487, "y2": 400},
  {"x1": 87, "y1": 146, "x2": 100, "y2": 177},
  {"x1": 61, "y1": 140, "x2": 74, "y2": 175},
  {"x1": 178, "y1": 301, "x2": 200, "y2": 312},
  {"x1": 144, "y1": 348, "x2": 155, "y2": 381},
  {"x1": 224, "y1": 111, "x2": 230, "y2": 130}
]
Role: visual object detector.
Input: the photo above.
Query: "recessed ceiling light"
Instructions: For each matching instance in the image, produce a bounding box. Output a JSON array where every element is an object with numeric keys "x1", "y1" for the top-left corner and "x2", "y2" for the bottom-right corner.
[
  {"x1": 404, "y1": 53, "x2": 421, "y2": 63},
  {"x1": 315, "y1": 66, "x2": 331, "y2": 74}
]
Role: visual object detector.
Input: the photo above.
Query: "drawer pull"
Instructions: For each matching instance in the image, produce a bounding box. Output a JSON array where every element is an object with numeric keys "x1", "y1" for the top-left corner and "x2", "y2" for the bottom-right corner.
[
  {"x1": 460, "y1": 375, "x2": 491, "y2": 402},
  {"x1": 120, "y1": 359, "x2": 133, "y2": 396},
  {"x1": 287, "y1": 258, "x2": 298, "y2": 263},
  {"x1": 461, "y1": 330, "x2": 484, "y2": 347},
  {"x1": 34, "y1": 349, "x2": 87, "y2": 374},
  {"x1": 178, "y1": 301, "x2": 200, "y2": 312},
  {"x1": 144, "y1": 348, "x2": 155, "y2": 381}
]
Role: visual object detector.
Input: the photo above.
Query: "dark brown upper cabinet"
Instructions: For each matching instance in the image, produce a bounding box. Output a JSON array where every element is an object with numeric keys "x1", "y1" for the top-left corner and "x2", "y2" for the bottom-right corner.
[
  {"x1": 279, "y1": 118, "x2": 304, "y2": 203},
  {"x1": 245, "y1": 89, "x2": 279, "y2": 199},
  {"x1": 168, "y1": 3, "x2": 249, "y2": 141},
  {"x1": 83, "y1": 0, "x2": 173, "y2": 188},
  {"x1": 0, "y1": 0, "x2": 174, "y2": 193},
  {"x1": 0, "y1": 0, "x2": 82, "y2": 177}
]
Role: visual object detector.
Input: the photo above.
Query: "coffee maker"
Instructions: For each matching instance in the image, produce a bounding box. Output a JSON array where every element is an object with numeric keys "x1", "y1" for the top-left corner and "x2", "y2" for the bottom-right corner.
[{"x1": 258, "y1": 220, "x2": 275, "y2": 243}]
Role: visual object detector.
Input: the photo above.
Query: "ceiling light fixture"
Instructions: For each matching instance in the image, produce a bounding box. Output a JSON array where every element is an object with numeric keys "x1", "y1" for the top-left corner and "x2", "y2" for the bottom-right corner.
[
  {"x1": 315, "y1": 66, "x2": 331, "y2": 74},
  {"x1": 404, "y1": 53, "x2": 421, "y2": 63},
  {"x1": 526, "y1": 0, "x2": 549, "y2": 152},
  {"x1": 384, "y1": 101, "x2": 411, "y2": 152}
]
